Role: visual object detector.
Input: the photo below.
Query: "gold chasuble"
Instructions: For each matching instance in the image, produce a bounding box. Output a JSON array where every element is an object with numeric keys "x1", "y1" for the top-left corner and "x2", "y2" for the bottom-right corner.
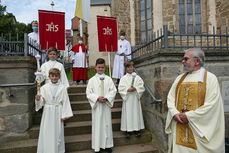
[{"x1": 175, "y1": 70, "x2": 207, "y2": 149}]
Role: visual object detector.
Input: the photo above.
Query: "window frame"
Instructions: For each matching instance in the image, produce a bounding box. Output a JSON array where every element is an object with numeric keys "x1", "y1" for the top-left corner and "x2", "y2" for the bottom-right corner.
[
  {"x1": 178, "y1": 0, "x2": 202, "y2": 34},
  {"x1": 140, "y1": 0, "x2": 152, "y2": 42}
]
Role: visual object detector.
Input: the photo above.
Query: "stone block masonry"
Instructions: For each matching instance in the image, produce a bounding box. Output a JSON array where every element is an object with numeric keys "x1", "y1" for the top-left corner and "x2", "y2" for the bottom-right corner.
[{"x1": 0, "y1": 56, "x2": 37, "y2": 144}]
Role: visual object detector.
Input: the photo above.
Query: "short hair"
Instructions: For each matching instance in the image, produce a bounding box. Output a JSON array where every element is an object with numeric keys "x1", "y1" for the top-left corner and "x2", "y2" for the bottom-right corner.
[
  {"x1": 124, "y1": 61, "x2": 135, "y2": 68},
  {"x1": 120, "y1": 30, "x2": 126, "y2": 36},
  {"x1": 48, "y1": 47, "x2": 58, "y2": 54},
  {"x1": 96, "y1": 58, "x2": 105, "y2": 65},
  {"x1": 49, "y1": 68, "x2": 61, "y2": 76},
  {"x1": 32, "y1": 21, "x2": 38, "y2": 25},
  {"x1": 184, "y1": 48, "x2": 205, "y2": 66},
  {"x1": 78, "y1": 36, "x2": 83, "y2": 40}
]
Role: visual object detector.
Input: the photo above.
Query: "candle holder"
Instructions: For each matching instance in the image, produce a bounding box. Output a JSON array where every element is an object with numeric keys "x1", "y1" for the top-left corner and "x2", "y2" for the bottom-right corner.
[
  {"x1": 35, "y1": 53, "x2": 43, "y2": 95},
  {"x1": 131, "y1": 72, "x2": 137, "y2": 88}
]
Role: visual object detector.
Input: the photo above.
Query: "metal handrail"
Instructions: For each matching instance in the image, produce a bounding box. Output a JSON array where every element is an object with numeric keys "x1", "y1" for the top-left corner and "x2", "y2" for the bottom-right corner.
[
  {"x1": 119, "y1": 53, "x2": 162, "y2": 104},
  {"x1": 134, "y1": 70, "x2": 162, "y2": 104},
  {"x1": 0, "y1": 81, "x2": 36, "y2": 87}
]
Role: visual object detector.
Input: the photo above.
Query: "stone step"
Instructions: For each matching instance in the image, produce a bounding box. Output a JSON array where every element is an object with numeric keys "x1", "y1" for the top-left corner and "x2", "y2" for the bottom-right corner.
[
  {"x1": 68, "y1": 93, "x2": 121, "y2": 101},
  {"x1": 69, "y1": 143, "x2": 159, "y2": 153},
  {"x1": 33, "y1": 108, "x2": 122, "y2": 125},
  {"x1": 67, "y1": 85, "x2": 119, "y2": 94},
  {"x1": 70, "y1": 99, "x2": 123, "y2": 110},
  {"x1": 0, "y1": 131, "x2": 152, "y2": 153},
  {"x1": 68, "y1": 86, "x2": 87, "y2": 93},
  {"x1": 28, "y1": 119, "x2": 121, "y2": 139}
]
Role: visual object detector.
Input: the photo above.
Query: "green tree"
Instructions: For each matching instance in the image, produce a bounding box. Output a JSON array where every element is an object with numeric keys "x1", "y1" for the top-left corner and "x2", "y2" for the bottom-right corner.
[{"x1": 0, "y1": 3, "x2": 32, "y2": 41}]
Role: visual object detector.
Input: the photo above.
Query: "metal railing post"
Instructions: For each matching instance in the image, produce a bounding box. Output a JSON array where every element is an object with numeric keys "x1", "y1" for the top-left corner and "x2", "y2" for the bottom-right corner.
[
  {"x1": 24, "y1": 33, "x2": 28, "y2": 56},
  {"x1": 163, "y1": 25, "x2": 168, "y2": 48}
]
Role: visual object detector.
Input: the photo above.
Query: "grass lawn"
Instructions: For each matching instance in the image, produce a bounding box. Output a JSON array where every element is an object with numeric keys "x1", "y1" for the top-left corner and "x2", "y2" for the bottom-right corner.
[{"x1": 66, "y1": 70, "x2": 110, "y2": 80}]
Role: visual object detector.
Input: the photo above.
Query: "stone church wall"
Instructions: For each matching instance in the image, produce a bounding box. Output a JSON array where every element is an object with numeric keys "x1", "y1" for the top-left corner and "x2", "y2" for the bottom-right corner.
[{"x1": 0, "y1": 57, "x2": 36, "y2": 144}]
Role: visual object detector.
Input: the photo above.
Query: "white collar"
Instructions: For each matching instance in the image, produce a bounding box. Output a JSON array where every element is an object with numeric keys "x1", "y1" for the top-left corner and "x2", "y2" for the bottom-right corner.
[
  {"x1": 95, "y1": 73, "x2": 105, "y2": 80},
  {"x1": 189, "y1": 67, "x2": 205, "y2": 82}
]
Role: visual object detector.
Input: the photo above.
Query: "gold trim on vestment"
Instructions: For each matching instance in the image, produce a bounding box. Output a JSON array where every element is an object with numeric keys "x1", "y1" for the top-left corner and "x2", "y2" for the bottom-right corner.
[{"x1": 175, "y1": 70, "x2": 207, "y2": 150}]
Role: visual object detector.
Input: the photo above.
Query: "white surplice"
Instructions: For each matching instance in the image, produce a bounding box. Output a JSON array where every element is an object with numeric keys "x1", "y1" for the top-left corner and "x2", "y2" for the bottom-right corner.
[
  {"x1": 112, "y1": 39, "x2": 131, "y2": 79},
  {"x1": 86, "y1": 74, "x2": 117, "y2": 152},
  {"x1": 165, "y1": 68, "x2": 225, "y2": 153},
  {"x1": 39, "y1": 60, "x2": 69, "y2": 87},
  {"x1": 35, "y1": 83, "x2": 73, "y2": 153},
  {"x1": 70, "y1": 47, "x2": 89, "y2": 68},
  {"x1": 118, "y1": 73, "x2": 145, "y2": 131},
  {"x1": 28, "y1": 32, "x2": 39, "y2": 56}
]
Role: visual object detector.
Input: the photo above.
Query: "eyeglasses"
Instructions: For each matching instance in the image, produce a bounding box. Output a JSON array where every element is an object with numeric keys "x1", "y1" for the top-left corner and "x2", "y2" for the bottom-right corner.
[{"x1": 182, "y1": 57, "x2": 198, "y2": 61}]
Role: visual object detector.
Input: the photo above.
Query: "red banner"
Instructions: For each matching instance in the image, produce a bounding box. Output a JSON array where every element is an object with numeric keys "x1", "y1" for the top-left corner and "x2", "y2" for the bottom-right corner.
[
  {"x1": 39, "y1": 10, "x2": 65, "y2": 50},
  {"x1": 97, "y1": 16, "x2": 117, "y2": 52}
]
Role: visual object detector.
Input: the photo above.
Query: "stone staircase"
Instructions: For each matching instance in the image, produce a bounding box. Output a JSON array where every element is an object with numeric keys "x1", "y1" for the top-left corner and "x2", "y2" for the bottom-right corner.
[{"x1": 0, "y1": 85, "x2": 160, "y2": 153}]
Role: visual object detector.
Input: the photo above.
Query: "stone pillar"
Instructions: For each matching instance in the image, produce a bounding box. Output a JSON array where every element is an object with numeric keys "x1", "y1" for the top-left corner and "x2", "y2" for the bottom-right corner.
[
  {"x1": 133, "y1": 48, "x2": 229, "y2": 151},
  {"x1": 0, "y1": 56, "x2": 36, "y2": 144}
]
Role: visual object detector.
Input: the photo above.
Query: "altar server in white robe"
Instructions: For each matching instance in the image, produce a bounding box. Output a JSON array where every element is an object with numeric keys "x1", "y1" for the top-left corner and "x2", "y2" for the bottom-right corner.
[
  {"x1": 86, "y1": 58, "x2": 117, "y2": 153},
  {"x1": 165, "y1": 48, "x2": 225, "y2": 153},
  {"x1": 118, "y1": 61, "x2": 145, "y2": 137},
  {"x1": 39, "y1": 47, "x2": 69, "y2": 88},
  {"x1": 28, "y1": 21, "x2": 39, "y2": 56},
  {"x1": 70, "y1": 37, "x2": 89, "y2": 84},
  {"x1": 35, "y1": 68, "x2": 73, "y2": 153},
  {"x1": 112, "y1": 30, "x2": 131, "y2": 85}
]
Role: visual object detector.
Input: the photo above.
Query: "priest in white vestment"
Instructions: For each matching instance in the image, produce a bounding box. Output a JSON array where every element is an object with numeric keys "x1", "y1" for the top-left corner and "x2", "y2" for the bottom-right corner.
[
  {"x1": 39, "y1": 47, "x2": 69, "y2": 88},
  {"x1": 86, "y1": 58, "x2": 117, "y2": 153},
  {"x1": 118, "y1": 61, "x2": 145, "y2": 137},
  {"x1": 112, "y1": 31, "x2": 131, "y2": 84},
  {"x1": 165, "y1": 48, "x2": 225, "y2": 153},
  {"x1": 35, "y1": 68, "x2": 73, "y2": 153}
]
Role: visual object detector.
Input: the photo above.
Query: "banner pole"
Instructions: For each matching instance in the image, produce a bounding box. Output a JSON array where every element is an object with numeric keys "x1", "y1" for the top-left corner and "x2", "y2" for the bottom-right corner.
[
  {"x1": 80, "y1": 19, "x2": 83, "y2": 37},
  {"x1": 108, "y1": 52, "x2": 111, "y2": 77},
  {"x1": 105, "y1": 44, "x2": 111, "y2": 77}
]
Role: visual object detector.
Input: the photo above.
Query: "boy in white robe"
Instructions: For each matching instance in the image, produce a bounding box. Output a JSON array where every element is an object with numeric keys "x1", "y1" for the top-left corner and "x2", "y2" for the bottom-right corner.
[
  {"x1": 118, "y1": 61, "x2": 145, "y2": 138},
  {"x1": 86, "y1": 58, "x2": 117, "y2": 153},
  {"x1": 38, "y1": 47, "x2": 69, "y2": 88},
  {"x1": 35, "y1": 68, "x2": 73, "y2": 153}
]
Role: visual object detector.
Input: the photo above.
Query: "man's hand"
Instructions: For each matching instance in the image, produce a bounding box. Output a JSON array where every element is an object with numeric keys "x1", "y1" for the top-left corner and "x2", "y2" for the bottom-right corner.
[
  {"x1": 127, "y1": 87, "x2": 136, "y2": 92},
  {"x1": 173, "y1": 114, "x2": 184, "y2": 124},
  {"x1": 35, "y1": 95, "x2": 40, "y2": 101},
  {"x1": 72, "y1": 60, "x2": 75, "y2": 63},
  {"x1": 173, "y1": 113, "x2": 189, "y2": 124},
  {"x1": 61, "y1": 118, "x2": 66, "y2": 122},
  {"x1": 179, "y1": 113, "x2": 189, "y2": 124},
  {"x1": 97, "y1": 96, "x2": 106, "y2": 103}
]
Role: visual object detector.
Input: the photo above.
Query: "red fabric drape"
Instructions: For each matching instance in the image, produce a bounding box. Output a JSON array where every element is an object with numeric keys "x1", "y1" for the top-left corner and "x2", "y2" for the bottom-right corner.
[
  {"x1": 72, "y1": 68, "x2": 88, "y2": 81},
  {"x1": 72, "y1": 44, "x2": 86, "y2": 52},
  {"x1": 97, "y1": 16, "x2": 118, "y2": 52},
  {"x1": 39, "y1": 10, "x2": 65, "y2": 50}
]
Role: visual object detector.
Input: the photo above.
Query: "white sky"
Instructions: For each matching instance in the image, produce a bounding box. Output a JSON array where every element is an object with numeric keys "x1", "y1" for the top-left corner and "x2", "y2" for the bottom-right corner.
[{"x1": 1, "y1": 0, "x2": 76, "y2": 29}]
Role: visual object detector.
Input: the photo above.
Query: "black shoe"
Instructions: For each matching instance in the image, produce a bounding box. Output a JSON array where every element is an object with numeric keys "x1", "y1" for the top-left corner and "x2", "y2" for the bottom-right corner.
[
  {"x1": 94, "y1": 151, "x2": 101, "y2": 153},
  {"x1": 134, "y1": 131, "x2": 141, "y2": 137},
  {"x1": 125, "y1": 132, "x2": 131, "y2": 138},
  {"x1": 105, "y1": 148, "x2": 112, "y2": 153},
  {"x1": 64, "y1": 122, "x2": 66, "y2": 127},
  {"x1": 116, "y1": 79, "x2": 120, "y2": 85}
]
